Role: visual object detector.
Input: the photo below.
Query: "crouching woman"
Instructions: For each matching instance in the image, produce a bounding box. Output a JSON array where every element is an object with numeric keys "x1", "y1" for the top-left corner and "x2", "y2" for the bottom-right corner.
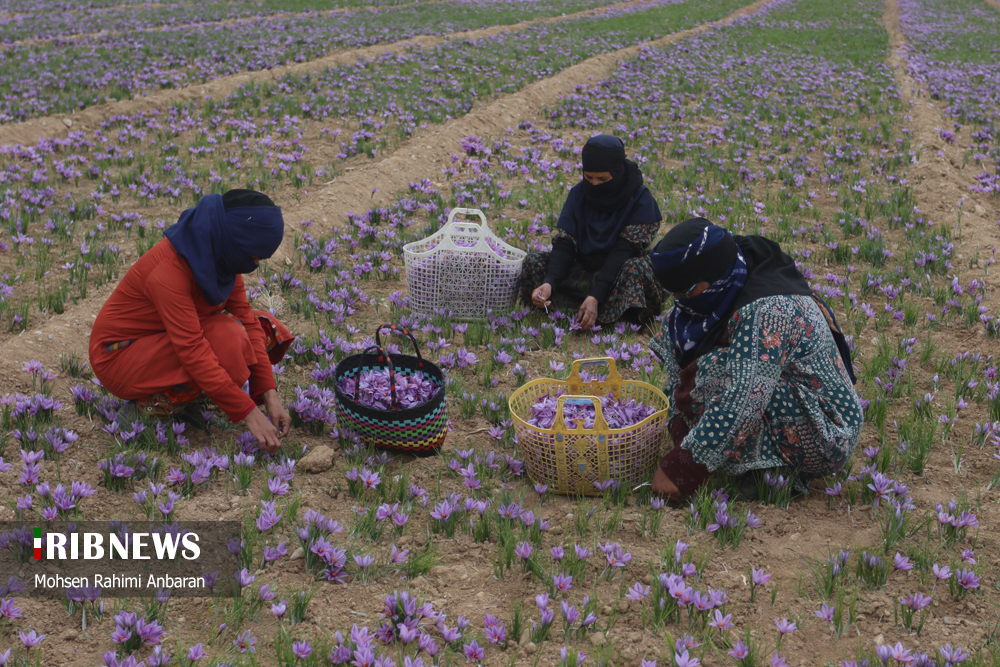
[
  {"x1": 89, "y1": 190, "x2": 294, "y2": 452},
  {"x1": 647, "y1": 218, "x2": 863, "y2": 498}
]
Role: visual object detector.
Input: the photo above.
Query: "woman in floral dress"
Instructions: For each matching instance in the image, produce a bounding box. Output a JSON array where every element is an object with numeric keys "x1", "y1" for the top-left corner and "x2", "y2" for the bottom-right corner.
[
  {"x1": 647, "y1": 218, "x2": 862, "y2": 497},
  {"x1": 519, "y1": 134, "x2": 666, "y2": 330}
]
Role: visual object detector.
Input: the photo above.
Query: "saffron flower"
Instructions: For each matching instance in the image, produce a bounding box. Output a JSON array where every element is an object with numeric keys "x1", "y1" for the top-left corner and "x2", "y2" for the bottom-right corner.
[
  {"x1": 135, "y1": 618, "x2": 166, "y2": 644},
  {"x1": 774, "y1": 618, "x2": 796, "y2": 635},
  {"x1": 814, "y1": 604, "x2": 835, "y2": 623},
  {"x1": 728, "y1": 640, "x2": 749, "y2": 660},
  {"x1": 186, "y1": 644, "x2": 206, "y2": 662},
  {"x1": 709, "y1": 610, "x2": 734, "y2": 630},
  {"x1": 893, "y1": 552, "x2": 913, "y2": 571},
  {"x1": 0, "y1": 598, "x2": 23, "y2": 619},
  {"x1": 292, "y1": 641, "x2": 312, "y2": 659},
  {"x1": 256, "y1": 500, "x2": 283, "y2": 531},
  {"x1": 234, "y1": 629, "x2": 257, "y2": 653},
  {"x1": 463, "y1": 639, "x2": 485, "y2": 661},
  {"x1": 110, "y1": 626, "x2": 132, "y2": 643},
  {"x1": 626, "y1": 582, "x2": 649, "y2": 601},
  {"x1": 939, "y1": 644, "x2": 970, "y2": 664}
]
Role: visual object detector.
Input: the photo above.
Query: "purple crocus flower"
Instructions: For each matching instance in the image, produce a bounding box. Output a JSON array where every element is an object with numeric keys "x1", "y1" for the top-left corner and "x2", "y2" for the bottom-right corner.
[
  {"x1": 674, "y1": 650, "x2": 699, "y2": 667},
  {"x1": 956, "y1": 568, "x2": 980, "y2": 590},
  {"x1": 939, "y1": 644, "x2": 970, "y2": 664},
  {"x1": 0, "y1": 599, "x2": 23, "y2": 620},
  {"x1": 233, "y1": 630, "x2": 257, "y2": 653},
  {"x1": 893, "y1": 552, "x2": 913, "y2": 571},
  {"x1": 135, "y1": 618, "x2": 166, "y2": 644},
  {"x1": 186, "y1": 643, "x2": 206, "y2": 662},
  {"x1": 258, "y1": 584, "x2": 277, "y2": 602},
  {"x1": 256, "y1": 500, "x2": 282, "y2": 531},
  {"x1": 814, "y1": 604, "x2": 835, "y2": 623},
  {"x1": 774, "y1": 618, "x2": 796, "y2": 635},
  {"x1": 710, "y1": 610, "x2": 734, "y2": 630},
  {"x1": 463, "y1": 640, "x2": 485, "y2": 661},
  {"x1": 728, "y1": 641, "x2": 749, "y2": 660}
]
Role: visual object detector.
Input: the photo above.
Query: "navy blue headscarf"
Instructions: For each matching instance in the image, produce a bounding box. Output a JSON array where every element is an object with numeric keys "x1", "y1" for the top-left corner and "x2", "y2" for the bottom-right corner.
[
  {"x1": 557, "y1": 135, "x2": 657, "y2": 255},
  {"x1": 649, "y1": 218, "x2": 853, "y2": 378},
  {"x1": 651, "y1": 221, "x2": 748, "y2": 355},
  {"x1": 164, "y1": 190, "x2": 284, "y2": 306}
]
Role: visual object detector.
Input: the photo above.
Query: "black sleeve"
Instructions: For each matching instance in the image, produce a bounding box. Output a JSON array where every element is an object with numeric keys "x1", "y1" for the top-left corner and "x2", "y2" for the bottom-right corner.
[
  {"x1": 542, "y1": 237, "x2": 576, "y2": 287},
  {"x1": 589, "y1": 236, "x2": 641, "y2": 304}
]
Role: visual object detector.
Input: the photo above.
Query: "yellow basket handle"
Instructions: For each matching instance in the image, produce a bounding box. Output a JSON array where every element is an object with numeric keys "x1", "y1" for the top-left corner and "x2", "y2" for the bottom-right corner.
[
  {"x1": 552, "y1": 394, "x2": 609, "y2": 432},
  {"x1": 566, "y1": 357, "x2": 622, "y2": 395}
]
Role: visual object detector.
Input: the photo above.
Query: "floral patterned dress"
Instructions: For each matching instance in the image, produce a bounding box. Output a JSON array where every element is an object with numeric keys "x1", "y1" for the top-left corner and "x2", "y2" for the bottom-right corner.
[
  {"x1": 649, "y1": 294, "x2": 862, "y2": 486},
  {"x1": 518, "y1": 222, "x2": 666, "y2": 325}
]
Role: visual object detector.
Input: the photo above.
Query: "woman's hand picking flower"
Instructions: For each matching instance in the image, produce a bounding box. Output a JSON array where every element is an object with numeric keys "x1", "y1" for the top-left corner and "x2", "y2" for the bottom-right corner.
[
  {"x1": 262, "y1": 389, "x2": 291, "y2": 437},
  {"x1": 577, "y1": 296, "x2": 599, "y2": 330},
  {"x1": 532, "y1": 283, "x2": 553, "y2": 309},
  {"x1": 244, "y1": 409, "x2": 281, "y2": 453},
  {"x1": 652, "y1": 467, "x2": 681, "y2": 498}
]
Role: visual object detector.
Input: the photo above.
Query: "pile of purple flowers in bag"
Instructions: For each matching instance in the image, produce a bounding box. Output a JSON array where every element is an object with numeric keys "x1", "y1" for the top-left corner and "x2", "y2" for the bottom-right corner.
[
  {"x1": 527, "y1": 391, "x2": 656, "y2": 430},
  {"x1": 336, "y1": 368, "x2": 440, "y2": 411}
]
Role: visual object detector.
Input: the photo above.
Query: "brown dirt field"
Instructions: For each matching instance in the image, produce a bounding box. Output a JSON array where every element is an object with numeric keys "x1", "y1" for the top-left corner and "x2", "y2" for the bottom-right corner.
[
  {"x1": 884, "y1": 0, "x2": 1000, "y2": 256},
  {"x1": 0, "y1": 0, "x2": 775, "y2": 380},
  {"x1": 277, "y1": 0, "x2": 778, "y2": 245},
  {"x1": 4, "y1": 0, "x2": 671, "y2": 48},
  {"x1": 0, "y1": 0, "x2": 660, "y2": 142},
  {"x1": 4, "y1": 1, "x2": 435, "y2": 47}
]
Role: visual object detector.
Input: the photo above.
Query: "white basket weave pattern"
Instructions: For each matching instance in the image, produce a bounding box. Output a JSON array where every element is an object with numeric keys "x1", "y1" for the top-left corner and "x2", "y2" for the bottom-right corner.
[{"x1": 404, "y1": 208, "x2": 527, "y2": 320}]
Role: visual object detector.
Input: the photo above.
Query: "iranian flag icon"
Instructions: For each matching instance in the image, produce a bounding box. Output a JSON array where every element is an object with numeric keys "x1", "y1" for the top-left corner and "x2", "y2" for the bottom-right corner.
[{"x1": 33, "y1": 527, "x2": 41, "y2": 559}]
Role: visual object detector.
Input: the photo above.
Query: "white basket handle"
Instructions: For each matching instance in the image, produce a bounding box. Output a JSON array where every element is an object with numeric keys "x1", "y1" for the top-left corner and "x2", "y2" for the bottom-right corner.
[
  {"x1": 426, "y1": 207, "x2": 494, "y2": 252},
  {"x1": 444, "y1": 207, "x2": 489, "y2": 229}
]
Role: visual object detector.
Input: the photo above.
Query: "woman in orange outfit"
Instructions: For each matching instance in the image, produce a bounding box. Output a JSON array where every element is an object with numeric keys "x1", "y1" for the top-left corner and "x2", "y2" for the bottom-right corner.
[{"x1": 90, "y1": 190, "x2": 294, "y2": 452}]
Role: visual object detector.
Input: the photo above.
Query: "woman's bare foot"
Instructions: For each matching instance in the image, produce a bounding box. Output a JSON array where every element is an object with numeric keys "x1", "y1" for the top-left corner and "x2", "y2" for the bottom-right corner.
[{"x1": 652, "y1": 467, "x2": 681, "y2": 497}]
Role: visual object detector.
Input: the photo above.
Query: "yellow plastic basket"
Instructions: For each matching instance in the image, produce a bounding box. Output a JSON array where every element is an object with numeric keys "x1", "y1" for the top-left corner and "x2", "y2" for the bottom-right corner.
[{"x1": 509, "y1": 357, "x2": 670, "y2": 496}]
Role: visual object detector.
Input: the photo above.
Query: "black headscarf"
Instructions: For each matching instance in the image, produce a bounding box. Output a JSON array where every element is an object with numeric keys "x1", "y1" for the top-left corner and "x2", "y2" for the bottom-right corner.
[
  {"x1": 650, "y1": 218, "x2": 855, "y2": 382},
  {"x1": 556, "y1": 135, "x2": 654, "y2": 254}
]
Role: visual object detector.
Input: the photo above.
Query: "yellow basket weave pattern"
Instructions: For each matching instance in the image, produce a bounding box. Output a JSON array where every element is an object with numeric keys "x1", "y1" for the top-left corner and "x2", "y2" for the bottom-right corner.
[{"x1": 509, "y1": 357, "x2": 670, "y2": 496}]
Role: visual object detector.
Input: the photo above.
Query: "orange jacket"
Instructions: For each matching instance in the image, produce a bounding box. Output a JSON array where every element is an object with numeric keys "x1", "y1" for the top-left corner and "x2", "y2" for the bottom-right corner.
[{"x1": 90, "y1": 238, "x2": 275, "y2": 421}]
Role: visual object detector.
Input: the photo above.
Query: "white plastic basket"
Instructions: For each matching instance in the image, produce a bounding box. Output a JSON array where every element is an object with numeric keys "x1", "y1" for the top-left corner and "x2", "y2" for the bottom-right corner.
[{"x1": 404, "y1": 208, "x2": 527, "y2": 320}]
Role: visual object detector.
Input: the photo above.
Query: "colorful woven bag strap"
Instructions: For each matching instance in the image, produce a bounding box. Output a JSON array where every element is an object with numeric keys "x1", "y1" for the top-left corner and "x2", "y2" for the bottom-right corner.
[
  {"x1": 375, "y1": 324, "x2": 427, "y2": 370},
  {"x1": 351, "y1": 344, "x2": 401, "y2": 410}
]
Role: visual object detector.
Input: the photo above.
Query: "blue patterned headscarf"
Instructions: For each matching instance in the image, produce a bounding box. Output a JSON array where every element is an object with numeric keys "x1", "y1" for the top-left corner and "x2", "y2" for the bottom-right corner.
[{"x1": 651, "y1": 222, "x2": 748, "y2": 354}]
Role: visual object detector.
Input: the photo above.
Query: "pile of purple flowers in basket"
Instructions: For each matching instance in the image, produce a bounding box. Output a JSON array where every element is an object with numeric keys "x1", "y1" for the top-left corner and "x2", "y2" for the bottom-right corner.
[
  {"x1": 527, "y1": 391, "x2": 657, "y2": 430},
  {"x1": 336, "y1": 368, "x2": 439, "y2": 410}
]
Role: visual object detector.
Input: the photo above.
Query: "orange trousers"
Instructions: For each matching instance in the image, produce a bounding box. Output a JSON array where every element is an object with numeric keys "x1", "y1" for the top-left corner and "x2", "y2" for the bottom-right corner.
[{"x1": 94, "y1": 311, "x2": 293, "y2": 405}]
